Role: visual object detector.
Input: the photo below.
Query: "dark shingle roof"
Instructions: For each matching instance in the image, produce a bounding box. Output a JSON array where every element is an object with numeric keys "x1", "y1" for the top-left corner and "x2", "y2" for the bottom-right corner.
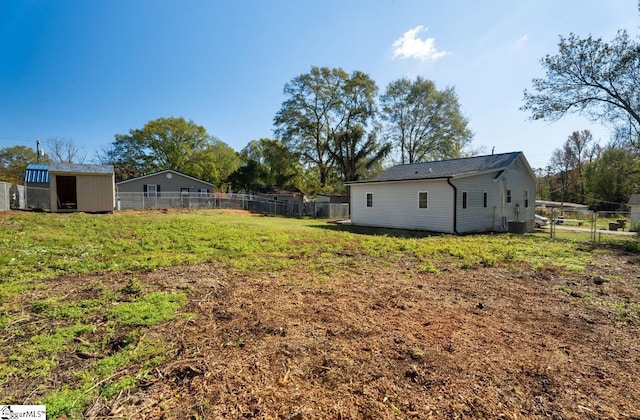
[
  {"x1": 351, "y1": 152, "x2": 524, "y2": 183},
  {"x1": 116, "y1": 169, "x2": 214, "y2": 186},
  {"x1": 49, "y1": 163, "x2": 114, "y2": 175}
]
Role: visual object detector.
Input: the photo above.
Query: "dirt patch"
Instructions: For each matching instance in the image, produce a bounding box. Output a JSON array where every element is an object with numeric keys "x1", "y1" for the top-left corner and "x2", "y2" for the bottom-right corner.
[{"x1": 5, "y1": 252, "x2": 640, "y2": 419}]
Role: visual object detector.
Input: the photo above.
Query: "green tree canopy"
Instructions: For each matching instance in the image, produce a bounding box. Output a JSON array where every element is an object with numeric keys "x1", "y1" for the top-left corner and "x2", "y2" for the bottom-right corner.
[
  {"x1": 585, "y1": 146, "x2": 640, "y2": 211},
  {"x1": 274, "y1": 66, "x2": 389, "y2": 187},
  {"x1": 240, "y1": 138, "x2": 302, "y2": 187},
  {"x1": 522, "y1": 31, "x2": 640, "y2": 148},
  {"x1": 109, "y1": 117, "x2": 238, "y2": 185},
  {"x1": 0, "y1": 145, "x2": 46, "y2": 184},
  {"x1": 380, "y1": 76, "x2": 473, "y2": 164}
]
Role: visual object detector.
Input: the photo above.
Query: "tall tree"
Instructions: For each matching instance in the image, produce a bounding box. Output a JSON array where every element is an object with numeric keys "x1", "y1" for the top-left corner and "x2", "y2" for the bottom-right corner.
[
  {"x1": 380, "y1": 76, "x2": 473, "y2": 164},
  {"x1": 585, "y1": 147, "x2": 640, "y2": 211},
  {"x1": 275, "y1": 67, "x2": 388, "y2": 187},
  {"x1": 0, "y1": 146, "x2": 46, "y2": 184},
  {"x1": 522, "y1": 31, "x2": 640, "y2": 148},
  {"x1": 274, "y1": 67, "x2": 346, "y2": 187},
  {"x1": 46, "y1": 137, "x2": 87, "y2": 163},
  {"x1": 240, "y1": 138, "x2": 302, "y2": 187},
  {"x1": 331, "y1": 71, "x2": 391, "y2": 182},
  {"x1": 111, "y1": 117, "x2": 210, "y2": 180},
  {"x1": 186, "y1": 137, "x2": 241, "y2": 187}
]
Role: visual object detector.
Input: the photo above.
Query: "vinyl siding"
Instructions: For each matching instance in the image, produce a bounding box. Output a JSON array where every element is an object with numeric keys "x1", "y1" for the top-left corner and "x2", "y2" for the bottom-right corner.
[
  {"x1": 453, "y1": 172, "x2": 502, "y2": 233},
  {"x1": 350, "y1": 179, "x2": 454, "y2": 233},
  {"x1": 117, "y1": 172, "x2": 212, "y2": 194},
  {"x1": 350, "y1": 155, "x2": 536, "y2": 233},
  {"x1": 454, "y1": 156, "x2": 535, "y2": 232},
  {"x1": 76, "y1": 174, "x2": 115, "y2": 212}
]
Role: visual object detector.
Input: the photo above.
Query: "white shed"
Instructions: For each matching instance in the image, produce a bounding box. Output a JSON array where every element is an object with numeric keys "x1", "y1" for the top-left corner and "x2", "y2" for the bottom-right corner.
[{"x1": 348, "y1": 152, "x2": 536, "y2": 234}]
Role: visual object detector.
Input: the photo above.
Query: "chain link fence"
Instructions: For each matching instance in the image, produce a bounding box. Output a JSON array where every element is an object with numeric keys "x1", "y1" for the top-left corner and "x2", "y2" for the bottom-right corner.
[
  {"x1": 538, "y1": 208, "x2": 636, "y2": 244},
  {"x1": 0, "y1": 182, "x2": 26, "y2": 211},
  {"x1": 116, "y1": 192, "x2": 349, "y2": 219}
]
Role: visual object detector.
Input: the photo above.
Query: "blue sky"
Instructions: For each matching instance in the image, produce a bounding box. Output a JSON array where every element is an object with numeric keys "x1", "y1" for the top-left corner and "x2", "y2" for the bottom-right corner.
[{"x1": 1, "y1": 0, "x2": 638, "y2": 169}]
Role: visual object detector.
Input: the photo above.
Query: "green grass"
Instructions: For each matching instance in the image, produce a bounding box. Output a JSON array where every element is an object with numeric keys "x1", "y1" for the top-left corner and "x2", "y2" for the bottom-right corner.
[{"x1": 1, "y1": 209, "x2": 638, "y2": 416}]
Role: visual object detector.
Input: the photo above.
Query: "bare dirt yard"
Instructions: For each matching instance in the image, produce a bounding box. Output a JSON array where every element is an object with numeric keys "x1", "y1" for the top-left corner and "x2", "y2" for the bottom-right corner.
[{"x1": 11, "y1": 246, "x2": 639, "y2": 419}]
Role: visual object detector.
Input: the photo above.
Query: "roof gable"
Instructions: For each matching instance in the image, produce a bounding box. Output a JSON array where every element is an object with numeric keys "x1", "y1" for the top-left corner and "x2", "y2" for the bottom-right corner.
[
  {"x1": 350, "y1": 152, "x2": 527, "y2": 183},
  {"x1": 116, "y1": 169, "x2": 214, "y2": 187}
]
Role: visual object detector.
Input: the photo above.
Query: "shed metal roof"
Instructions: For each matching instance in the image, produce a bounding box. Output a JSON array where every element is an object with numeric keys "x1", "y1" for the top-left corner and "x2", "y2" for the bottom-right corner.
[
  {"x1": 348, "y1": 152, "x2": 525, "y2": 184},
  {"x1": 24, "y1": 164, "x2": 50, "y2": 183}
]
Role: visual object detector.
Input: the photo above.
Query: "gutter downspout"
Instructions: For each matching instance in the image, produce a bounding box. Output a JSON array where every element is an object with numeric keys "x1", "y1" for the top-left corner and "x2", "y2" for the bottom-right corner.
[{"x1": 447, "y1": 177, "x2": 458, "y2": 234}]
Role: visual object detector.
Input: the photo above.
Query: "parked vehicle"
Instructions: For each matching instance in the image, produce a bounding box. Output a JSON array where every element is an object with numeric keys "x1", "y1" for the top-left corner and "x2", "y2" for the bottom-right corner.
[{"x1": 535, "y1": 214, "x2": 548, "y2": 228}]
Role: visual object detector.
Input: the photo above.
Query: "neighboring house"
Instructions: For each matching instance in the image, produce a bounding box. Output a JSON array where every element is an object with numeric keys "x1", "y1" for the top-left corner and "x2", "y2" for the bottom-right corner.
[
  {"x1": 628, "y1": 194, "x2": 640, "y2": 230},
  {"x1": 250, "y1": 186, "x2": 306, "y2": 216},
  {"x1": 116, "y1": 169, "x2": 214, "y2": 196},
  {"x1": 24, "y1": 163, "x2": 51, "y2": 209},
  {"x1": 48, "y1": 163, "x2": 115, "y2": 213},
  {"x1": 315, "y1": 193, "x2": 349, "y2": 219},
  {"x1": 348, "y1": 152, "x2": 536, "y2": 234},
  {"x1": 535, "y1": 200, "x2": 589, "y2": 215},
  {"x1": 253, "y1": 186, "x2": 305, "y2": 204},
  {"x1": 316, "y1": 193, "x2": 349, "y2": 204}
]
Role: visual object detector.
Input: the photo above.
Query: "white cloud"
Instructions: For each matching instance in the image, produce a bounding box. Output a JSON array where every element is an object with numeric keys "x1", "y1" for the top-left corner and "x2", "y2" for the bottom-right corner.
[
  {"x1": 392, "y1": 25, "x2": 451, "y2": 61},
  {"x1": 515, "y1": 34, "x2": 529, "y2": 49}
]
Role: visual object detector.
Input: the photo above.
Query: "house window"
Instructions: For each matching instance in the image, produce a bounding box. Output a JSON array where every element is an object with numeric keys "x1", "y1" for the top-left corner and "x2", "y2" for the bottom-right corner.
[
  {"x1": 180, "y1": 188, "x2": 189, "y2": 197},
  {"x1": 506, "y1": 189, "x2": 512, "y2": 204},
  {"x1": 418, "y1": 192, "x2": 428, "y2": 209},
  {"x1": 483, "y1": 192, "x2": 488, "y2": 208},
  {"x1": 462, "y1": 191, "x2": 468, "y2": 209},
  {"x1": 146, "y1": 184, "x2": 157, "y2": 197},
  {"x1": 525, "y1": 190, "x2": 529, "y2": 208},
  {"x1": 366, "y1": 193, "x2": 373, "y2": 208},
  {"x1": 199, "y1": 189, "x2": 208, "y2": 197}
]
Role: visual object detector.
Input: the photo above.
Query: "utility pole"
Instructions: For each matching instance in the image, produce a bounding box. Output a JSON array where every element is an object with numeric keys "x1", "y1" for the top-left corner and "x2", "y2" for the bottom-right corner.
[{"x1": 36, "y1": 139, "x2": 41, "y2": 163}]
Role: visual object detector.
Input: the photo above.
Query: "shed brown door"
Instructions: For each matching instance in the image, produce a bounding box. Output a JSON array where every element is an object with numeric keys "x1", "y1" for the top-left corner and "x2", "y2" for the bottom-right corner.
[{"x1": 56, "y1": 175, "x2": 77, "y2": 210}]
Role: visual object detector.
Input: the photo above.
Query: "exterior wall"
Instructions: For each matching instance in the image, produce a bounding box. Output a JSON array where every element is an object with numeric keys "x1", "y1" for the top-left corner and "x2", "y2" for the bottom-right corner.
[
  {"x1": 50, "y1": 174, "x2": 115, "y2": 213},
  {"x1": 350, "y1": 179, "x2": 455, "y2": 233},
  {"x1": 77, "y1": 174, "x2": 115, "y2": 212},
  {"x1": 452, "y1": 157, "x2": 535, "y2": 233},
  {"x1": 453, "y1": 165, "x2": 536, "y2": 233},
  {"x1": 631, "y1": 205, "x2": 640, "y2": 230},
  {"x1": 350, "y1": 156, "x2": 536, "y2": 234},
  {"x1": 116, "y1": 172, "x2": 213, "y2": 194},
  {"x1": 452, "y1": 173, "x2": 504, "y2": 233}
]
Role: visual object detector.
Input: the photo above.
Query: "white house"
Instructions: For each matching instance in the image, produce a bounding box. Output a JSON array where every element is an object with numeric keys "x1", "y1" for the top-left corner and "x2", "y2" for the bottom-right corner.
[
  {"x1": 348, "y1": 152, "x2": 536, "y2": 234},
  {"x1": 628, "y1": 194, "x2": 640, "y2": 230}
]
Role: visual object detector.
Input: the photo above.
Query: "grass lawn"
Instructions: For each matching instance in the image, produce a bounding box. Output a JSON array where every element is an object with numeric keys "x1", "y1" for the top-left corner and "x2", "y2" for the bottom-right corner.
[{"x1": 1, "y1": 209, "x2": 639, "y2": 418}]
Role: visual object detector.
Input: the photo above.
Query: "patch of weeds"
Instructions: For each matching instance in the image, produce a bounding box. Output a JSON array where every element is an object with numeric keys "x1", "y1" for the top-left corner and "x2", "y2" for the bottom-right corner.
[
  {"x1": 110, "y1": 292, "x2": 187, "y2": 326},
  {"x1": 40, "y1": 386, "x2": 92, "y2": 419},
  {"x1": 40, "y1": 335, "x2": 169, "y2": 417},
  {"x1": 4, "y1": 324, "x2": 94, "y2": 380},
  {"x1": 101, "y1": 376, "x2": 136, "y2": 399},
  {"x1": 120, "y1": 277, "x2": 143, "y2": 297},
  {"x1": 553, "y1": 285, "x2": 582, "y2": 298},
  {"x1": 623, "y1": 241, "x2": 640, "y2": 253},
  {"x1": 417, "y1": 260, "x2": 439, "y2": 274}
]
